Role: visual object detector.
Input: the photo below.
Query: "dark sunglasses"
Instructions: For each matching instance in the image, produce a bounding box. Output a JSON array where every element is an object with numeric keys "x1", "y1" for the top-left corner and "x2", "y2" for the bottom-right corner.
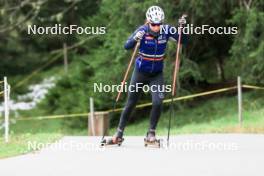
[{"x1": 150, "y1": 23, "x2": 162, "y2": 27}]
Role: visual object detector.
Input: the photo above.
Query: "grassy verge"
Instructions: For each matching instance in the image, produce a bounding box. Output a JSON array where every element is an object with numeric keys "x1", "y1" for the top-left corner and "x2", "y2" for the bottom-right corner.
[
  {"x1": 0, "y1": 133, "x2": 62, "y2": 159},
  {"x1": 0, "y1": 118, "x2": 86, "y2": 158},
  {"x1": 1, "y1": 91, "x2": 263, "y2": 158},
  {"x1": 110, "y1": 90, "x2": 264, "y2": 135}
]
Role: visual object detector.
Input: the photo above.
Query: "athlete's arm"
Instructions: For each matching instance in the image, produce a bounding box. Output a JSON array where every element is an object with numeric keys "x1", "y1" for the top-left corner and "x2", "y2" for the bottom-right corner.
[{"x1": 124, "y1": 26, "x2": 145, "y2": 50}]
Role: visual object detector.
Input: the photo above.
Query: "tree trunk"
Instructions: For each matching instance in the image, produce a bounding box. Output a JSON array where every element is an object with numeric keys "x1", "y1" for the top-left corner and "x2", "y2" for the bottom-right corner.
[{"x1": 216, "y1": 57, "x2": 226, "y2": 82}]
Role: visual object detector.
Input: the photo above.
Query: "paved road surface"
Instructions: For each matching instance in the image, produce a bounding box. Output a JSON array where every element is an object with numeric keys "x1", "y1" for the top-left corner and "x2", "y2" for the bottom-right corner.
[{"x1": 0, "y1": 134, "x2": 263, "y2": 176}]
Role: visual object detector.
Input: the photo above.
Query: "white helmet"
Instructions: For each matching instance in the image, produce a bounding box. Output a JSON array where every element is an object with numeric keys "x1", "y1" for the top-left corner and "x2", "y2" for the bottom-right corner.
[{"x1": 146, "y1": 6, "x2": 165, "y2": 24}]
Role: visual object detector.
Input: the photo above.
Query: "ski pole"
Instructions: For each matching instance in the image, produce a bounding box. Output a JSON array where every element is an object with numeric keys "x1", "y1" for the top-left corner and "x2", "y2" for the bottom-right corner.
[
  {"x1": 115, "y1": 42, "x2": 140, "y2": 102},
  {"x1": 100, "y1": 41, "x2": 140, "y2": 143},
  {"x1": 167, "y1": 14, "x2": 187, "y2": 147}
]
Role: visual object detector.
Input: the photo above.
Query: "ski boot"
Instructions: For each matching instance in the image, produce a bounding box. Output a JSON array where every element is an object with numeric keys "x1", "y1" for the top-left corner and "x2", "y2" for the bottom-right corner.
[
  {"x1": 144, "y1": 130, "x2": 163, "y2": 148},
  {"x1": 100, "y1": 130, "x2": 124, "y2": 147}
]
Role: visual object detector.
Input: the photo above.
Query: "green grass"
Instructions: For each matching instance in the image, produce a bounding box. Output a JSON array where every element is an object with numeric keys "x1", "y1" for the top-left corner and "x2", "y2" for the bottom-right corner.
[
  {"x1": 0, "y1": 118, "x2": 86, "y2": 158},
  {"x1": 1, "y1": 91, "x2": 263, "y2": 158},
  {"x1": 110, "y1": 91, "x2": 264, "y2": 135},
  {"x1": 0, "y1": 133, "x2": 62, "y2": 159}
]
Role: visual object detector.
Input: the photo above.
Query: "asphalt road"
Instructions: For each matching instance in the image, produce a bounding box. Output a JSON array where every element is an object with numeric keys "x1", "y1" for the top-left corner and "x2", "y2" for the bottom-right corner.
[{"x1": 0, "y1": 134, "x2": 263, "y2": 176}]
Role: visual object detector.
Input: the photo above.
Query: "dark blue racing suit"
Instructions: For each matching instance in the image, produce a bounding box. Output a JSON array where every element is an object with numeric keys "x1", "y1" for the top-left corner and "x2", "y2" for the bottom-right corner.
[{"x1": 117, "y1": 24, "x2": 187, "y2": 135}]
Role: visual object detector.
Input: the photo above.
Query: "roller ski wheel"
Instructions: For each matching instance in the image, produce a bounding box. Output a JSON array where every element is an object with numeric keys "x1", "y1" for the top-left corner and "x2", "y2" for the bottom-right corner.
[
  {"x1": 144, "y1": 130, "x2": 163, "y2": 148},
  {"x1": 100, "y1": 137, "x2": 124, "y2": 147},
  {"x1": 144, "y1": 138, "x2": 163, "y2": 148}
]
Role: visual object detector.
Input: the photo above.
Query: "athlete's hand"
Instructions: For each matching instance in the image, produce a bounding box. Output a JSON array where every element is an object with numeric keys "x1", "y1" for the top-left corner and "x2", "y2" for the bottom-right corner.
[
  {"x1": 178, "y1": 17, "x2": 187, "y2": 26},
  {"x1": 178, "y1": 14, "x2": 187, "y2": 26},
  {"x1": 133, "y1": 30, "x2": 145, "y2": 41}
]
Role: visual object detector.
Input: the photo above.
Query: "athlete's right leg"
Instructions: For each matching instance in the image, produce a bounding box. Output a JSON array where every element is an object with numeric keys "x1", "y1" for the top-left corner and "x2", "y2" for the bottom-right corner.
[{"x1": 115, "y1": 68, "x2": 145, "y2": 137}]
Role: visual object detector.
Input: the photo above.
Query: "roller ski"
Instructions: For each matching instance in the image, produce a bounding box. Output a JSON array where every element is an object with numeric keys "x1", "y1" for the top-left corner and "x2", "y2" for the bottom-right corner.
[
  {"x1": 100, "y1": 131, "x2": 124, "y2": 147},
  {"x1": 144, "y1": 130, "x2": 163, "y2": 148}
]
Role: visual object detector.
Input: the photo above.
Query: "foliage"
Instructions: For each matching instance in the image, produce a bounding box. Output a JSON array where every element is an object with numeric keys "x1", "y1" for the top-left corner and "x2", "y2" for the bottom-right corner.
[
  {"x1": 1, "y1": 0, "x2": 263, "y2": 129},
  {"x1": 228, "y1": 1, "x2": 264, "y2": 84}
]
